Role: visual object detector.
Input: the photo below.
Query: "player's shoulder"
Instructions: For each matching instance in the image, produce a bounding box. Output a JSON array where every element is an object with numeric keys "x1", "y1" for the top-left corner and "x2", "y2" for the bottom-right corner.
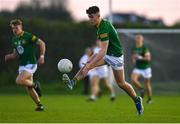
[
  {"x1": 101, "y1": 19, "x2": 111, "y2": 26},
  {"x1": 24, "y1": 31, "x2": 33, "y2": 37},
  {"x1": 133, "y1": 45, "x2": 138, "y2": 50},
  {"x1": 143, "y1": 44, "x2": 150, "y2": 52},
  {"x1": 143, "y1": 44, "x2": 149, "y2": 49},
  {"x1": 98, "y1": 19, "x2": 110, "y2": 33}
]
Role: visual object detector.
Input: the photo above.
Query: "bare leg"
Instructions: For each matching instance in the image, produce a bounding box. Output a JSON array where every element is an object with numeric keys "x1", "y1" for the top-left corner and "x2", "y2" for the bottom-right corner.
[
  {"x1": 16, "y1": 71, "x2": 35, "y2": 87},
  {"x1": 131, "y1": 73, "x2": 145, "y2": 98},
  {"x1": 131, "y1": 73, "x2": 143, "y2": 90},
  {"x1": 16, "y1": 71, "x2": 41, "y2": 105},
  {"x1": 113, "y1": 69, "x2": 137, "y2": 101},
  {"x1": 145, "y1": 78, "x2": 152, "y2": 99},
  {"x1": 74, "y1": 59, "x2": 106, "y2": 81},
  {"x1": 102, "y1": 78, "x2": 115, "y2": 97},
  {"x1": 90, "y1": 76, "x2": 100, "y2": 100},
  {"x1": 26, "y1": 76, "x2": 41, "y2": 104}
]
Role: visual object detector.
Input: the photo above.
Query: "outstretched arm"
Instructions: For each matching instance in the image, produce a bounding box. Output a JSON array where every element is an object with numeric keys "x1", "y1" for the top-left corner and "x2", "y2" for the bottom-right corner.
[
  {"x1": 74, "y1": 40, "x2": 109, "y2": 81},
  {"x1": 86, "y1": 41, "x2": 108, "y2": 69}
]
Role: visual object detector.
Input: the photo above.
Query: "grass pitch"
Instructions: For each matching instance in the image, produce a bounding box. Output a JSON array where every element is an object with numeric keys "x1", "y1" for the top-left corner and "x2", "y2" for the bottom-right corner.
[{"x1": 0, "y1": 94, "x2": 180, "y2": 123}]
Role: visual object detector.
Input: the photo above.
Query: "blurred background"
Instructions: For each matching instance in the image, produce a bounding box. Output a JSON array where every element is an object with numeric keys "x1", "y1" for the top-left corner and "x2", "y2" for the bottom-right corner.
[{"x1": 0, "y1": 0, "x2": 180, "y2": 95}]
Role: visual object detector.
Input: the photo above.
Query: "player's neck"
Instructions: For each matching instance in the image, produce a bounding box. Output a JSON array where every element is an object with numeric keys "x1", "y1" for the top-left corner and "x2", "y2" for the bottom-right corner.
[
  {"x1": 17, "y1": 31, "x2": 24, "y2": 37},
  {"x1": 96, "y1": 18, "x2": 102, "y2": 28},
  {"x1": 136, "y1": 44, "x2": 143, "y2": 48}
]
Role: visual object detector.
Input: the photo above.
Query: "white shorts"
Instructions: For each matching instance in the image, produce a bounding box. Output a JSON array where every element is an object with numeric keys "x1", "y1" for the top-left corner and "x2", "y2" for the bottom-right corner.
[
  {"x1": 104, "y1": 55, "x2": 124, "y2": 70},
  {"x1": 88, "y1": 65, "x2": 108, "y2": 79},
  {"x1": 18, "y1": 64, "x2": 37, "y2": 74},
  {"x1": 132, "y1": 67, "x2": 152, "y2": 79}
]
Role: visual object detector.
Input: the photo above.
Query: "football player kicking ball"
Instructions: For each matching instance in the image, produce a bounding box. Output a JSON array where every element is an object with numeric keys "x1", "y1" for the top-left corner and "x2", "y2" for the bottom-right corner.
[
  {"x1": 62, "y1": 6, "x2": 144, "y2": 116},
  {"x1": 5, "y1": 19, "x2": 46, "y2": 111}
]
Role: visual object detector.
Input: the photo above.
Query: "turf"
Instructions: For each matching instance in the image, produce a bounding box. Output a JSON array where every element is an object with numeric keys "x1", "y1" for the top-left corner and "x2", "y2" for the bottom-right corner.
[{"x1": 0, "y1": 94, "x2": 180, "y2": 123}]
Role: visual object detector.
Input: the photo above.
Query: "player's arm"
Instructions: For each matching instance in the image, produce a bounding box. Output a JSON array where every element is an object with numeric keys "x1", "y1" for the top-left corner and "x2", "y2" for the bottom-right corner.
[
  {"x1": 132, "y1": 52, "x2": 138, "y2": 64},
  {"x1": 5, "y1": 49, "x2": 18, "y2": 62},
  {"x1": 86, "y1": 41, "x2": 108, "y2": 69},
  {"x1": 36, "y1": 39, "x2": 46, "y2": 64},
  {"x1": 74, "y1": 41, "x2": 108, "y2": 81},
  {"x1": 143, "y1": 52, "x2": 151, "y2": 61},
  {"x1": 140, "y1": 47, "x2": 151, "y2": 61}
]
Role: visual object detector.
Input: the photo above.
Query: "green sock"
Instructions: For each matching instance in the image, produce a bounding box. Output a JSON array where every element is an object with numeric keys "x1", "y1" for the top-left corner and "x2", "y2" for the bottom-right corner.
[
  {"x1": 134, "y1": 96, "x2": 139, "y2": 103},
  {"x1": 37, "y1": 102, "x2": 42, "y2": 106},
  {"x1": 72, "y1": 79, "x2": 77, "y2": 86}
]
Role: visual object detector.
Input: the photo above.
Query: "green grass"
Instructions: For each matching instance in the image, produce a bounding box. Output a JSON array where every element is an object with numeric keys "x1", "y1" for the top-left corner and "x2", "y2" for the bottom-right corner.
[{"x1": 0, "y1": 94, "x2": 180, "y2": 123}]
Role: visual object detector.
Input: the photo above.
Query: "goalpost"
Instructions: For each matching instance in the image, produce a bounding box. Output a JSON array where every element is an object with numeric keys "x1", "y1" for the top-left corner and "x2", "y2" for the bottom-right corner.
[{"x1": 109, "y1": 29, "x2": 180, "y2": 94}]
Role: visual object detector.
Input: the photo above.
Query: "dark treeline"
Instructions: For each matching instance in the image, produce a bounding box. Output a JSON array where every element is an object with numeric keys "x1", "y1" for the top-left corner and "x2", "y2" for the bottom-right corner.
[
  {"x1": 0, "y1": 1, "x2": 180, "y2": 85},
  {"x1": 0, "y1": 0, "x2": 73, "y2": 21}
]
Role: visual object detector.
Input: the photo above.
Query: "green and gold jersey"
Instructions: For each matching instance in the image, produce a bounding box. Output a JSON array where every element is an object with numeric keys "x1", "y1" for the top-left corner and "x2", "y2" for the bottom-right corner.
[
  {"x1": 133, "y1": 45, "x2": 151, "y2": 69},
  {"x1": 11, "y1": 31, "x2": 38, "y2": 65},
  {"x1": 97, "y1": 19, "x2": 123, "y2": 57}
]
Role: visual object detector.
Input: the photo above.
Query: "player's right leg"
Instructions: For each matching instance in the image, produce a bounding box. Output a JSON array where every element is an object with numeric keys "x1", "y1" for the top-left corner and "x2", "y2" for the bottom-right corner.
[
  {"x1": 131, "y1": 71, "x2": 145, "y2": 98},
  {"x1": 63, "y1": 58, "x2": 106, "y2": 90},
  {"x1": 16, "y1": 70, "x2": 35, "y2": 87}
]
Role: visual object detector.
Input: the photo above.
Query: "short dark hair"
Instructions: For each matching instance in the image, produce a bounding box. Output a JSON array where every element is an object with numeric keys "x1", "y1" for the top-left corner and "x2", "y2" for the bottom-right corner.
[
  {"x1": 10, "y1": 19, "x2": 22, "y2": 27},
  {"x1": 86, "y1": 6, "x2": 100, "y2": 15}
]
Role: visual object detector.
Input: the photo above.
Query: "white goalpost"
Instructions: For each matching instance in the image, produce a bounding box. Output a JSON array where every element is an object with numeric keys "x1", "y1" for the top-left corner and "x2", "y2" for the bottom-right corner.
[
  {"x1": 109, "y1": 28, "x2": 180, "y2": 94},
  {"x1": 117, "y1": 29, "x2": 180, "y2": 34}
]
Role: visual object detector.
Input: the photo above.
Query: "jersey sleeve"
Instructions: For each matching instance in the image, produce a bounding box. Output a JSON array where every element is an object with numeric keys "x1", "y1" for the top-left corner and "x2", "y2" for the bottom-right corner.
[
  {"x1": 31, "y1": 34, "x2": 39, "y2": 43},
  {"x1": 28, "y1": 33, "x2": 39, "y2": 43},
  {"x1": 98, "y1": 23, "x2": 109, "y2": 42},
  {"x1": 144, "y1": 46, "x2": 150, "y2": 54},
  {"x1": 132, "y1": 47, "x2": 137, "y2": 54}
]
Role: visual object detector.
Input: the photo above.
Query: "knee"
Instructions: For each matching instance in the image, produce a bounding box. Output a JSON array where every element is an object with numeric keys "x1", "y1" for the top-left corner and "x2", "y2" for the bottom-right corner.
[
  {"x1": 131, "y1": 75, "x2": 138, "y2": 84},
  {"x1": 16, "y1": 77, "x2": 25, "y2": 85},
  {"x1": 117, "y1": 80, "x2": 126, "y2": 88}
]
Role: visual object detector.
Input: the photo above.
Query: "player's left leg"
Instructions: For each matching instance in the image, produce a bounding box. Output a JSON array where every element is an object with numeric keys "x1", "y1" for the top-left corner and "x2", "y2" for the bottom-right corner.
[
  {"x1": 17, "y1": 64, "x2": 44, "y2": 111},
  {"x1": 104, "y1": 55, "x2": 143, "y2": 116},
  {"x1": 113, "y1": 69, "x2": 144, "y2": 116},
  {"x1": 17, "y1": 71, "x2": 44, "y2": 111},
  {"x1": 62, "y1": 58, "x2": 106, "y2": 90},
  {"x1": 113, "y1": 69, "x2": 137, "y2": 99}
]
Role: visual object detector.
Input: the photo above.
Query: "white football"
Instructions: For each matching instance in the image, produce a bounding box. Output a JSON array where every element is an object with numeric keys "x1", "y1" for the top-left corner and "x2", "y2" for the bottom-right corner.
[{"x1": 58, "y1": 59, "x2": 73, "y2": 73}]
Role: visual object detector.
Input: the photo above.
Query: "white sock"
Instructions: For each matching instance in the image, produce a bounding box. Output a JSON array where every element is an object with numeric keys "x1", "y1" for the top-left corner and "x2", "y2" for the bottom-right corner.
[
  {"x1": 90, "y1": 95, "x2": 97, "y2": 100},
  {"x1": 111, "y1": 93, "x2": 116, "y2": 98}
]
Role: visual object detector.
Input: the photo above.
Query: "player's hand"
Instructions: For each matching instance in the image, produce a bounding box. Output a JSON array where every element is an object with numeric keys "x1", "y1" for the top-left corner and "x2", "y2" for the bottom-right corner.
[
  {"x1": 38, "y1": 56, "x2": 45, "y2": 64},
  {"x1": 135, "y1": 54, "x2": 143, "y2": 60},
  {"x1": 137, "y1": 55, "x2": 143, "y2": 60}
]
